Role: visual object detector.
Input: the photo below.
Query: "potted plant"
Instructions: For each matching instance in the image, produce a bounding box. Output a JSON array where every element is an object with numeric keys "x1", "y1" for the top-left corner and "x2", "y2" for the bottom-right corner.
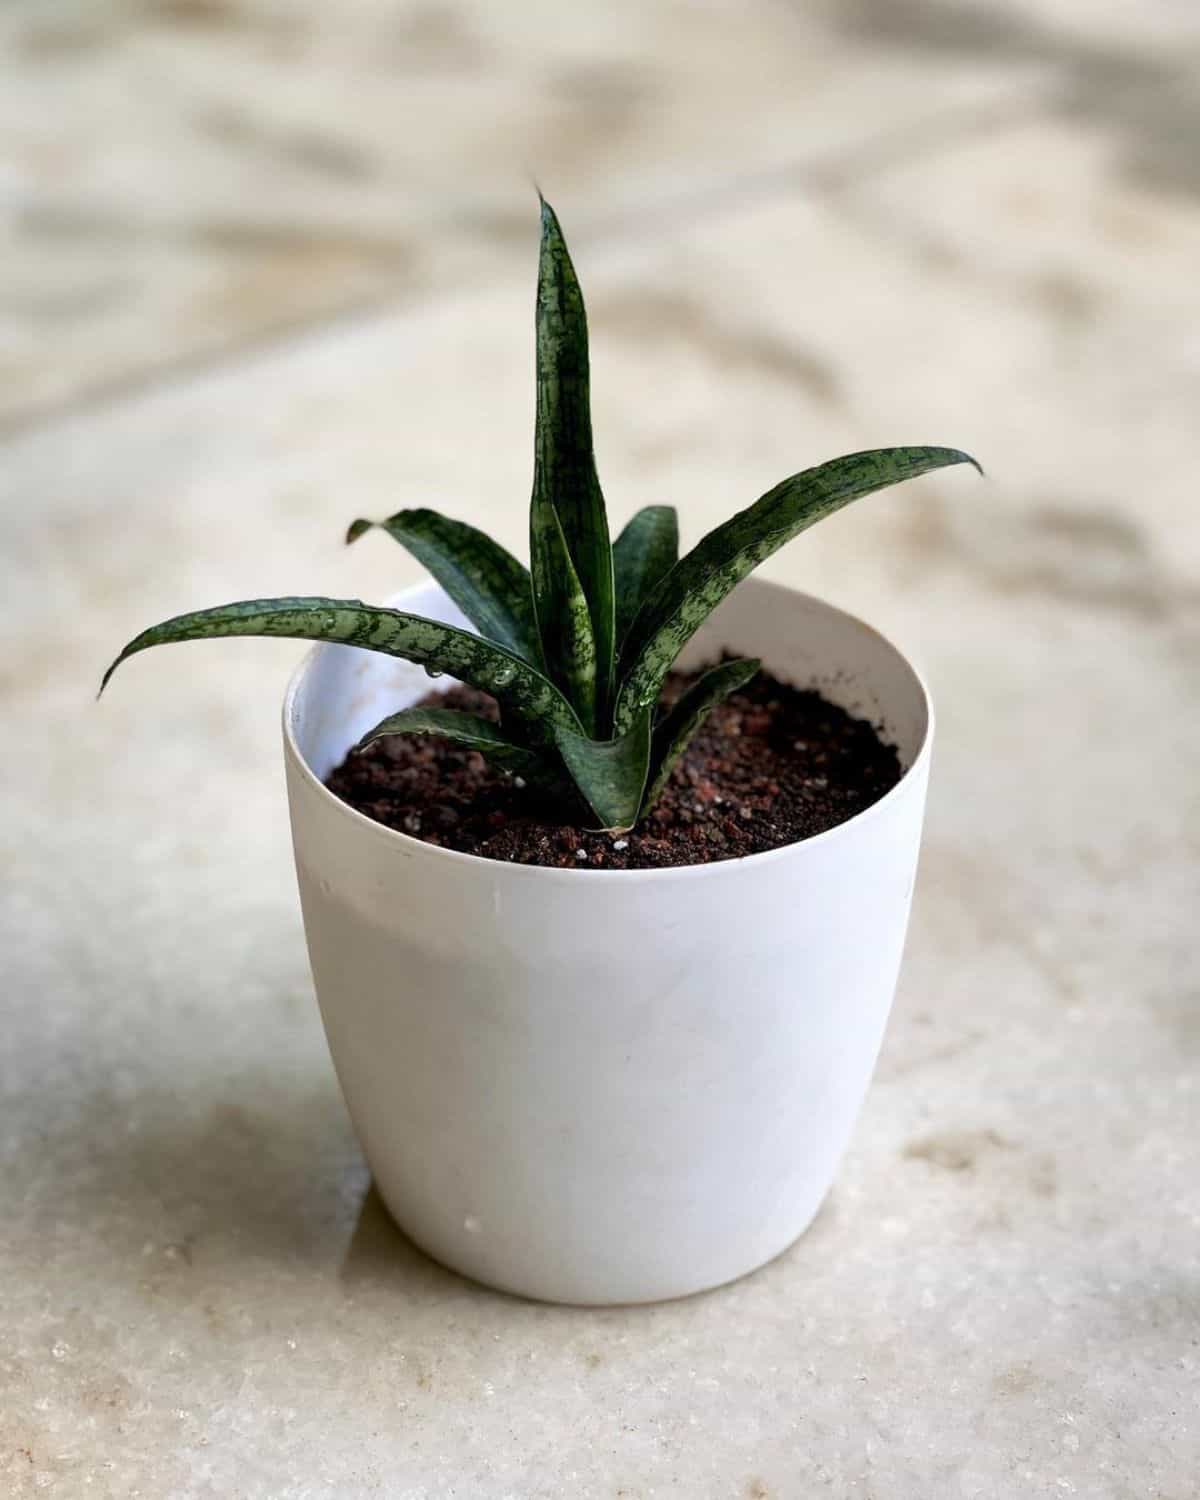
[{"x1": 102, "y1": 198, "x2": 979, "y2": 1305}]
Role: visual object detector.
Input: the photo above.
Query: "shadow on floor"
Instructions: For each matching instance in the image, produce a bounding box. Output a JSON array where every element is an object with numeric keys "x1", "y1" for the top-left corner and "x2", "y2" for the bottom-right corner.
[{"x1": 338, "y1": 1184, "x2": 482, "y2": 1298}]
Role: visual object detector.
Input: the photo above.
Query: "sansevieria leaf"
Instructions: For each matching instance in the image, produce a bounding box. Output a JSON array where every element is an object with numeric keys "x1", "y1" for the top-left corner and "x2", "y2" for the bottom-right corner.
[
  {"x1": 642, "y1": 656, "x2": 761, "y2": 812},
  {"x1": 553, "y1": 708, "x2": 653, "y2": 832},
  {"x1": 613, "y1": 505, "x2": 678, "y2": 647},
  {"x1": 529, "y1": 197, "x2": 616, "y2": 719},
  {"x1": 355, "y1": 706, "x2": 553, "y2": 780},
  {"x1": 615, "y1": 446, "x2": 981, "y2": 730},
  {"x1": 346, "y1": 509, "x2": 540, "y2": 664},
  {"x1": 99, "y1": 597, "x2": 582, "y2": 742},
  {"x1": 530, "y1": 505, "x2": 599, "y2": 734}
]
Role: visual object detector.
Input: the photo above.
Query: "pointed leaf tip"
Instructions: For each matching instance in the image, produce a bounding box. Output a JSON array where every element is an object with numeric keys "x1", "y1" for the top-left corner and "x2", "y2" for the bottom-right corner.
[
  {"x1": 529, "y1": 190, "x2": 616, "y2": 726},
  {"x1": 355, "y1": 706, "x2": 547, "y2": 779},
  {"x1": 615, "y1": 445, "x2": 979, "y2": 731},
  {"x1": 94, "y1": 597, "x2": 581, "y2": 742},
  {"x1": 939, "y1": 447, "x2": 984, "y2": 478},
  {"x1": 345, "y1": 518, "x2": 374, "y2": 545}
]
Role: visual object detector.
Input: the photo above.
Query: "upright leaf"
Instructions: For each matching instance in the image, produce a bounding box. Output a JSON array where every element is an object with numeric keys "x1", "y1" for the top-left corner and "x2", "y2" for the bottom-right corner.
[
  {"x1": 346, "y1": 509, "x2": 540, "y2": 663},
  {"x1": 529, "y1": 197, "x2": 616, "y2": 721},
  {"x1": 99, "y1": 597, "x2": 582, "y2": 743},
  {"x1": 529, "y1": 491, "x2": 600, "y2": 734},
  {"x1": 615, "y1": 446, "x2": 981, "y2": 730},
  {"x1": 613, "y1": 505, "x2": 678, "y2": 646},
  {"x1": 553, "y1": 709, "x2": 653, "y2": 832},
  {"x1": 642, "y1": 656, "x2": 761, "y2": 812}
]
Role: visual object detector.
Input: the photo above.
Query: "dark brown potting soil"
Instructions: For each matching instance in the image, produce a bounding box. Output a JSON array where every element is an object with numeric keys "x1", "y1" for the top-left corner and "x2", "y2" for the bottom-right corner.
[
  {"x1": 325, "y1": 666, "x2": 902, "y2": 870},
  {"x1": 324, "y1": 666, "x2": 894, "y2": 876}
]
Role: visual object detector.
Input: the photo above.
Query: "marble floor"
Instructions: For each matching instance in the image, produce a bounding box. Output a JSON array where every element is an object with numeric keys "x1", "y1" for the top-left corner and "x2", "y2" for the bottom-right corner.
[{"x1": 2, "y1": 1, "x2": 1198, "y2": 1495}]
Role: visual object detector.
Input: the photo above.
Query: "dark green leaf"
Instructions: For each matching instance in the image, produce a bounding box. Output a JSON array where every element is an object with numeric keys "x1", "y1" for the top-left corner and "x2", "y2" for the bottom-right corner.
[
  {"x1": 613, "y1": 505, "x2": 678, "y2": 646},
  {"x1": 615, "y1": 446, "x2": 981, "y2": 729},
  {"x1": 346, "y1": 509, "x2": 540, "y2": 663},
  {"x1": 529, "y1": 197, "x2": 616, "y2": 719},
  {"x1": 355, "y1": 705, "x2": 555, "y2": 781},
  {"x1": 642, "y1": 657, "x2": 761, "y2": 812},
  {"x1": 553, "y1": 708, "x2": 653, "y2": 832},
  {"x1": 529, "y1": 506, "x2": 599, "y2": 733},
  {"x1": 99, "y1": 597, "x2": 582, "y2": 743}
]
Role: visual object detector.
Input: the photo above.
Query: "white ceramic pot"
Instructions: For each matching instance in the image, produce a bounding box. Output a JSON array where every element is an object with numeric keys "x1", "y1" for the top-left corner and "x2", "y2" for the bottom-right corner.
[{"x1": 283, "y1": 576, "x2": 932, "y2": 1305}]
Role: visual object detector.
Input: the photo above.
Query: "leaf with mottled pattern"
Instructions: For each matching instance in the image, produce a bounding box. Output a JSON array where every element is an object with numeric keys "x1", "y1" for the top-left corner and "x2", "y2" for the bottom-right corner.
[
  {"x1": 354, "y1": 705, "x2": 561, "y2": 786},
  {"x1": 613, "y1": 505, "x2": 678, "y2": 647},
  {"x1": 346, "y1": 509, "x2": 540, "y2": 663},
  {"x1": 615, "y1": 446, "x2": 981, "y2": 730},
  {"x1": 553, "y1": 708, "x2": 652, "y2": 832},
  {"x1": 642, "y1": 656, "x2": 761, "y2": 812},
  {"x1": 529, "y1": 197, "x2": 616, "y2": 719},
  {"x1": 99, "y1": 597, "x2": 582, "y2": 743},
  {"x1": 529, "y1": 505, "x2": 600, "y2": 734}
]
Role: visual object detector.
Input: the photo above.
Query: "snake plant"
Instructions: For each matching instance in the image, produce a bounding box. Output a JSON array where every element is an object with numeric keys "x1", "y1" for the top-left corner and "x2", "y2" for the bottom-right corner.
[{"x1": 101, "y1": 197, "x2": 979, "y2": 831}]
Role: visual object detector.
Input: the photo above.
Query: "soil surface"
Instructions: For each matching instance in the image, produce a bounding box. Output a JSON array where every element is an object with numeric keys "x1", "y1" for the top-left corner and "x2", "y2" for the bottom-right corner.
[{"x1": 325, "y1": 666, "x2": 902, "y2": 870}]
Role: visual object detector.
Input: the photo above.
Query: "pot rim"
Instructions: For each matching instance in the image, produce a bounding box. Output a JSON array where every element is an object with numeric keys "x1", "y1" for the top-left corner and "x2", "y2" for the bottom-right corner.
[{"x1": 282, "y1": 577, "x2": 934, "y2": 884}]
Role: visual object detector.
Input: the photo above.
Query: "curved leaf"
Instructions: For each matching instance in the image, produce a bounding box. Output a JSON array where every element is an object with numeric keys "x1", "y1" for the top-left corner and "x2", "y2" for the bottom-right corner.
[
  {"x1": 355, "y1": 705, "x2": 557, "y2": 782},
  {"x1": 530, "y1": 506, "x2": 599, "y2": 734},
  {"x1": 642, "y1": 657, "x2": 761, "y2": 812},
  {"x1": 346, "y1": 509, "x2": 540, "y2": 663},
  {"x1": 529, "y1": 197, "x2": 615, "y2": 719},
  {"x1": 613, "y1": 505, "x2": 678, "y2": 646},
  {"x1": 615, "y1": 446, "x2": 981, "y2": 729},
  {"x1": 553, "y1": 708, "x2": 652, "y2": 832},
  {"x1": 357, "y1": 706, "x2": 537, "y2": 763},
  {"x1": 99, "y1": 597, "x2": 582, "y2": 743}
]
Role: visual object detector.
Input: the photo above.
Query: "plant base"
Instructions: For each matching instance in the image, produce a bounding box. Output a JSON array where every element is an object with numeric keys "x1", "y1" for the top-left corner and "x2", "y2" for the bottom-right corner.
[{"x1": 325, "y1": 667, "x2": 901, "y2": 870}]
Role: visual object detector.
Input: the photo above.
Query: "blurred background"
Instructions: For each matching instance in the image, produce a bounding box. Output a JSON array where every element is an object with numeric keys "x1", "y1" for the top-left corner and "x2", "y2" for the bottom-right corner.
[{"x1": 3, "y1": 2, "x2": 1198, "y2": 1495}]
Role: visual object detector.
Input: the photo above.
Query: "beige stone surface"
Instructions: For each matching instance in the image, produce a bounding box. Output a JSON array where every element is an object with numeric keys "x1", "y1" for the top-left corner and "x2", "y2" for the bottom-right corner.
[{"x1": 2, "y1": 2, "x2": 1198, "y2": 1496}]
